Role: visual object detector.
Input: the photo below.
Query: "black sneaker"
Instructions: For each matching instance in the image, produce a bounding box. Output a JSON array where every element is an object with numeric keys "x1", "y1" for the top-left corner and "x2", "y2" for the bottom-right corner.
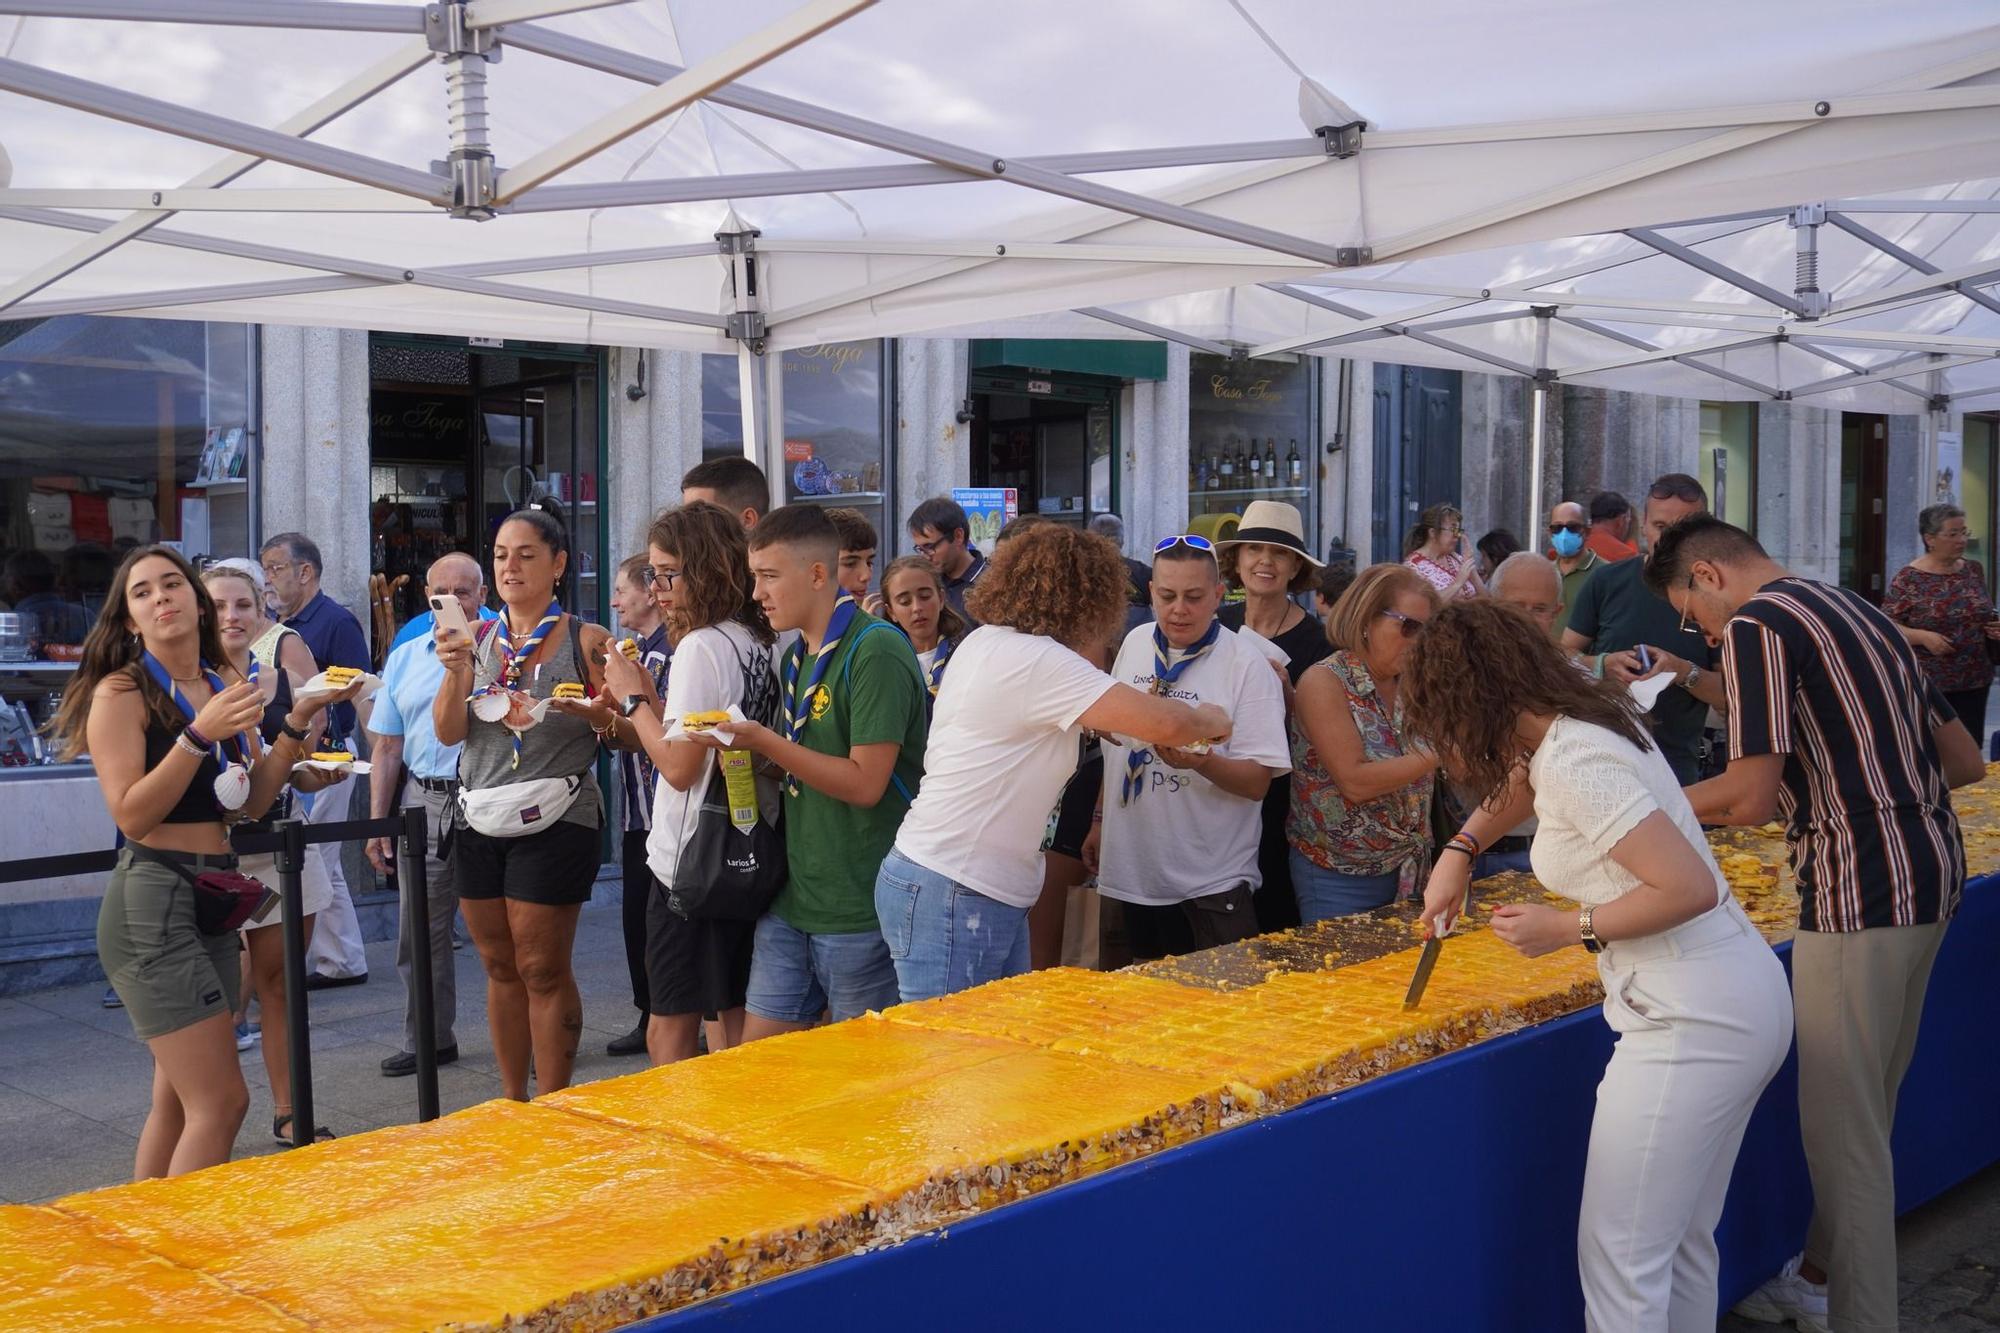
[
  {"x1": 606, "y1": 1022, "x2": 648, "y2": 1057},
  {"x1": 305, "y1": 971, "x2": 368, "y2": 991},
  {"x1": 380, "y1": 1044, "x2": 458, "y2": 1077}
]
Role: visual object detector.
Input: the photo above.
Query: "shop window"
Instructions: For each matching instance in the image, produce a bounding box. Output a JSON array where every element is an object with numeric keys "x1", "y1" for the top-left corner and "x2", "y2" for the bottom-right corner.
[
  {"x1": 1698, "y1": 401, "x2": 1757, "y2": 534},
  {"x1": 1966, "y1": 415, "x2": 1998, "y2": 596},
  {"x1": 0, "y1": 316, "x2": 252, "y2": 766},
  {"x1": 1188, "y1": 352, "x2": 1314, "y2": 546}
]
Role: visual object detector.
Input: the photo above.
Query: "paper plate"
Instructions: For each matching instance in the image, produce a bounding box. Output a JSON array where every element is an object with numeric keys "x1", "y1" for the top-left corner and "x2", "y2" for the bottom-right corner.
[
  {"x1": 299, "y1": 669, "x2": 381, "y2": 705},
  {"x1": 662, "y1": 704, "x2": 746, "y2": 745},
  {"x1": 293, "y1": 759, "x2": 373, "y2": 776}
]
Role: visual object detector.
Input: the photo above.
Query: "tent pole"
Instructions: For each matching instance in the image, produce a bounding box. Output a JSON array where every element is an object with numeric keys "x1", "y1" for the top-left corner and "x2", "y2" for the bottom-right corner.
[
  {"x1": 1528, "y1": 307, "x2": 1554, "y2": 544},
  {"x1": 1074, "y1": 309, "x2": 1233, "y2": 357}
]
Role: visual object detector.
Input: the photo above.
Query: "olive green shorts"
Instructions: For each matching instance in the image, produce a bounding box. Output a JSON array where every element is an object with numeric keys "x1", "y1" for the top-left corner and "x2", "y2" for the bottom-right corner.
[{"x1": 97, "y1": 849, "x2": 243, "y2": 1041}]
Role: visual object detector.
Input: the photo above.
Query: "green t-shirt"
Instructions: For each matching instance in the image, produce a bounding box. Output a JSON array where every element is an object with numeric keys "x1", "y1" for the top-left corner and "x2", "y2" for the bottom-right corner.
[{"x1": 771, "y1": 612, "x2": 928, "y2": 934}]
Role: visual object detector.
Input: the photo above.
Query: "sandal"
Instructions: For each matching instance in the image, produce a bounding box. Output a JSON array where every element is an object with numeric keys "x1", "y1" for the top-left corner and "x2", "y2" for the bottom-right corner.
[{"x1": 271, "y1": 1113, "x2": 335, "y2": 1147}]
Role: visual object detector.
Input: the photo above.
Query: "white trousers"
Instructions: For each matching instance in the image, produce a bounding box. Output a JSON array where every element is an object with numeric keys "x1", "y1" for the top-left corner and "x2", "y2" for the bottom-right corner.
[
  {"x1": 301, "y1": 775, "x2": 369, "y2": 978},
  {"x1": 1579, "y1": 898, "x2": 1794, "y2": 1333}
]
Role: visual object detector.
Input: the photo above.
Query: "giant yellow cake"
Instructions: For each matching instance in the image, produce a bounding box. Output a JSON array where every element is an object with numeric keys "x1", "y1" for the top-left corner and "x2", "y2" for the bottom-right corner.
[{"x1": 9, "y1": 767, "x2": 1997, "y2": 1330}]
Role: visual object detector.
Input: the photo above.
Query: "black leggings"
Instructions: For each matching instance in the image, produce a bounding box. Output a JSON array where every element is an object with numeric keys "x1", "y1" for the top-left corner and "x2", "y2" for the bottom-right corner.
[{"x1": 1945, "y1": 684, "x2": 1991, "y2": 753}]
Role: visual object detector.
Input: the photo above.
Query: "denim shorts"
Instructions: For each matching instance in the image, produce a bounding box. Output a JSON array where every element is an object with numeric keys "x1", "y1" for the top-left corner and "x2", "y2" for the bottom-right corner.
[
  {"x1": 1288, "y1": 849, "x2": 1398, "y2": 924},
  {"x1": 744, "y1": 913, "x2": 900, "y2": 1024},
  {"x1": 874, "y1": 848, "x2": 1031, "y2": 1003}
]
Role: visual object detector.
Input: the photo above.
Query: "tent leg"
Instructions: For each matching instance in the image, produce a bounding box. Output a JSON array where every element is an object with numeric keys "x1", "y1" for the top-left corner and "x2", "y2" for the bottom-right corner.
[{"x1": 1527, "y1": 307, "x2": 1554, "y2": 541}]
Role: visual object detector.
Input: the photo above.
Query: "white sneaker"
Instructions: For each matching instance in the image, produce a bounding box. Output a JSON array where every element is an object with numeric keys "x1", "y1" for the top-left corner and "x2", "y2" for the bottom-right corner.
[{"x1": 1732, "y1": 1254, "x2": 1830, "y2": 1333}]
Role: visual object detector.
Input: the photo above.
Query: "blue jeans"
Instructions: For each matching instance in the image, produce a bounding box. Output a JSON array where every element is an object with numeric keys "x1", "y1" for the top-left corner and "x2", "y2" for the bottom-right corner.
[
  {"x1": 874, "y1": 848, "x2": 1031, "y2": 1003},
  {"x1": 1474, "y1": 848, "x2": 1535, "y2": 881},
  {"x1": 1289, "y1": 850, "x2": 1398, "y2": 924},
  {"x1": 744, "y1": 913, "x2": 901, "y2": 1024}
]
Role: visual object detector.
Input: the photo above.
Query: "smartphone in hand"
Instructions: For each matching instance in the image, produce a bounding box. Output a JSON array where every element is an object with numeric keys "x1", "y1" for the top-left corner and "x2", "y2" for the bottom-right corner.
[{"x1": 429, "y1": 594, "x2": 474, "y2": 641}]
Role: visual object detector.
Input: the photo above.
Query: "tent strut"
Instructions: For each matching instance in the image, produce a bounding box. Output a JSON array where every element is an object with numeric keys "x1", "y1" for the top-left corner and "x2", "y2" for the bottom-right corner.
[
  {"x1": 1790, "y1": 204, "x2": 1827, "y2": 319},
  {"x1": 430, "y1": 1, "x2": 499, "y2": 220}
]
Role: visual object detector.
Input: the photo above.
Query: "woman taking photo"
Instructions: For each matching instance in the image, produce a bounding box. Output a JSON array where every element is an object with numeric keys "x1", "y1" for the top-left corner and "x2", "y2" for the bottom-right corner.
[
  {"x1": 1287, "y1": 564, "x2": 1439, "y2": 921},
  {"x1": 433, "y1": 508, "x2": 613, "y2": 1099},
  {"x1": 1403, "y1": 502, "x2": 1484, "y2": 600},
  {"x1": 600, "y1": 501, "x2": 779, "y2": 1064},
  {"x1": 203, "y1": 560, "x2": 339, "y2": 1145},
  {"x1": 1884, "y1": 502, "x2": 2000, "y2": 740},
  {"x1": 1216, "y1": 501, "x2": 1330, "y2": 931},
  {"x1": 880, "y1": 554, "x2": 967, "y2": 706},
  {"x1": 49, "y1": 545, "x2": 354, "y2": 1177},
  {"x1": 876, "y1": 524, "x2": 1232, "y2": 1001},
  {"x1": 1405, "y1": 598, "x2": 1791, "y2": 1333}
]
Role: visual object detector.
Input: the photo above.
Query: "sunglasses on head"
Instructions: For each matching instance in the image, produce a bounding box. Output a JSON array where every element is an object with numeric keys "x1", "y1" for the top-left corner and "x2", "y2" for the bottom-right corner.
[
  {"x1": 1380, "y1": 609, "x2": 1427, "y2": 639},
  {"x1": 1154, "y1": 534, "x2": 1215, "y2": 555},
  {"x1": 1548, "y1": 522, "x2": 1586, "y2": 536}
]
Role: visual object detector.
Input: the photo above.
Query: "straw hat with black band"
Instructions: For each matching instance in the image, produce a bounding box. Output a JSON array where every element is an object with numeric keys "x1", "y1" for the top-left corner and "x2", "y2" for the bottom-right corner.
[{"x1": 1215, "y1": 500, "x2": 1325, "y2": 568}]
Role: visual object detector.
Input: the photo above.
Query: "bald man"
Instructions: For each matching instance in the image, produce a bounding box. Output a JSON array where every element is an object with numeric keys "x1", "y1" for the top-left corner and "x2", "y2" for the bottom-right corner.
[
  {"x1": 1545, "y1": 499, "x2": 1600, "y2": 639},
  {"x1": 367, "y1": 552, "x2": 492, "y2": 1077},
  {"x1": 1491, "y1": 550, "x2": 1565, "y2": 639}
]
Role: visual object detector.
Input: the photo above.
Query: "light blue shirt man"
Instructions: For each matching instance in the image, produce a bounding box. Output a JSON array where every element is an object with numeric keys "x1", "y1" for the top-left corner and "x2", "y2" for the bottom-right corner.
[{"x1": 373, "y1": 602, "x2": 497, "y2": 779}]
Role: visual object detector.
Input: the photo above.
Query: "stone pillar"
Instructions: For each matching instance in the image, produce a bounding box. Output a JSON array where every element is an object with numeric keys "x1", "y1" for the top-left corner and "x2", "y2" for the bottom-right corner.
[
  {"x1": 1753, "y1": 401, "x2": 1842, "y2": 582},
  {"x1": 1559, "y1": 386, "x2": 1701, "y2": 518},
  {"x1": 1121, "y1": 344, "x2": 1190, "y2": 553},
  {"x1": 605, "y1": 346, "x2": 703, "y2": 563},
  {"x1": 895, "y1": 338, "x2": 970, "y2": 533},
  {"x1": 1459, "y1": 371, "x2": 1541, "y2": 546},
  {"x1": 1886, "y1": 413, "x2": 1925, "y2": 576},
  {"x1": 260, "y1": 325, "x2": 371, "y2": 622}
]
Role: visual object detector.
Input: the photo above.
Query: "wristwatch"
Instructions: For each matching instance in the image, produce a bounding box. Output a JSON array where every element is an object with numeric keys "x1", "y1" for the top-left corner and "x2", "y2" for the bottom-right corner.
[
  {"x1": 1678, "y1": 664, "x2": 1703, "y2": 693},
  {"x1": 1579, "y1": 905, "x2": 1603, "y2": 954},
  {"x1": 277, "y1": 716, "x2": 310, "y2": 744},
  {"x1": 619, "y1": 694, "x2": 646, "y2": 719}
]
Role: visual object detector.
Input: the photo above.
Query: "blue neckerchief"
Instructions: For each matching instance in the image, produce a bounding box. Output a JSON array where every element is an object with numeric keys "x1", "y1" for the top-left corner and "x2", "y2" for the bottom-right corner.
[
  {"x1": 141, "y1": 652, "x2": 251, "y2": 769},
  {"x1": 926, "y1": 633, "x2": 953, "y2": 695},
  {"x1": 487, "y1": 600, "x2": 562, "y2": 768},
  {"x1": 1120, "y1": 620, "x2": 1220, "y2": 806},
  {"x1": 781, "y1": 595, "x2": 858, "y2": 796}
]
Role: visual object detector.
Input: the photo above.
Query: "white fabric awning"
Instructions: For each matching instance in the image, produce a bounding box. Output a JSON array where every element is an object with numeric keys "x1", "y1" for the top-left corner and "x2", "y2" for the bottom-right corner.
[{"x1": 1, "y1": 0, "x2": 1998, "y2": 413}]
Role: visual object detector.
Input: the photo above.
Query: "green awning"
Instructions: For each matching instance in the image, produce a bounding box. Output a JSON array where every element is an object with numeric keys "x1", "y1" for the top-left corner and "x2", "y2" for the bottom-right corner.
[{"x1": 969, "y1": 338, "x2": 1167, "y2": 382}]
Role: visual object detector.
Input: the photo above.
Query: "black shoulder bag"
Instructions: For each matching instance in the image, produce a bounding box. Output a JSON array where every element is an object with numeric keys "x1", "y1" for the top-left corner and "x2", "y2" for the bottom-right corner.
[{"x1": 668, "y1": 635, "x2": 787, "y2": 921}]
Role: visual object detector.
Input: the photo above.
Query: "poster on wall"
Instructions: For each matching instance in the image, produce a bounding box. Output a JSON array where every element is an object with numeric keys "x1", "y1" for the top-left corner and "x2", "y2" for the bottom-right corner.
[
  {"x1": 952, "y1": 487, "x2": 1019, "y2": 548},
  {"x1": 1936, "y1": 429, "x2": 1962, "y2": 505}
]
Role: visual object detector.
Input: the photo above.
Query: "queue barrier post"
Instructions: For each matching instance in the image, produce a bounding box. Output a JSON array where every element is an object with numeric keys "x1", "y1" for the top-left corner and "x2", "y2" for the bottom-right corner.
[
  {"x1": 273, "y1": 816, "x2": 315, "y2": 1152},
  {"x1": 401, "y1": 803, "x2": 440, "y2": 1123}
]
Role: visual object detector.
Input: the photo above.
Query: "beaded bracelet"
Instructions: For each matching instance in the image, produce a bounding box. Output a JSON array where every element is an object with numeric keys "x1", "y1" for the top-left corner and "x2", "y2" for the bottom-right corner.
[
  {"x1": 174, "y1": 730, "x2": 208, "y2": 759},
  {"x1": 1445, "y1": 831, "x2": 1481, "y2": 860},
  {"x1": 183, "y1": 723, "x2": 212, "y2": 750}
]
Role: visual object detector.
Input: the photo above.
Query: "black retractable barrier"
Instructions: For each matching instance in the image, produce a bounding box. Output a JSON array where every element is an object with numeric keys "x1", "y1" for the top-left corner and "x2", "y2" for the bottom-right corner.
[{"x1": 400, "y1": 804, "x2": 440, "y2": 1123}]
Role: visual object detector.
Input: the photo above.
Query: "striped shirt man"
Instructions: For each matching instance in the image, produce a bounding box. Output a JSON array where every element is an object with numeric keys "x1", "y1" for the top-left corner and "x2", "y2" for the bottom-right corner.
[{"x1": 1723, "y1": 577, "x2": 1964, "y2": 932}]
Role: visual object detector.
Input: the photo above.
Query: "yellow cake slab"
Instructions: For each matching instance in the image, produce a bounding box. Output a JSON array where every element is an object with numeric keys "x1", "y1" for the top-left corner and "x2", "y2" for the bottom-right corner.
[
  {"x1": 542, "y1": 1018, "x2": 1021, "y2": 1139},
  {"x1": 55, "y1": 1100, "x2": 878, "y2": 1332},
  {"x1": 884, "y1": 965, "x2": 1227, "y2": 1047},
  {"x1": 0, "y1": 1203, "x2": 307, "y2": 1331}
]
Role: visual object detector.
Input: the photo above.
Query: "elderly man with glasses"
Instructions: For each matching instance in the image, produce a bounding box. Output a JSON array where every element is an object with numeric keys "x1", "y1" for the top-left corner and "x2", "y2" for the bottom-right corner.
[{"x1": 1558, "y1": 475, "x2": 1729, "y2": 785}]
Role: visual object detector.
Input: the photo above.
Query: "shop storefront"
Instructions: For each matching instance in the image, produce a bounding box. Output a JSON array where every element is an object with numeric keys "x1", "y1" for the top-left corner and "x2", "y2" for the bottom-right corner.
[
  {"x1": 1186, "y1": 352, "x2": 1318, "y2": 549},
  {"x1": 966, "y1": 340, "x2": 1152, "y2": 530},
  {"x1": 368, "y1": 335, "x2": 607, "y2": 629}
]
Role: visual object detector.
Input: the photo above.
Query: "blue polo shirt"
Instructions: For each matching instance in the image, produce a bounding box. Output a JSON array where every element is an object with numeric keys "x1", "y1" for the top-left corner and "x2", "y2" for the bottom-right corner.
[
  {"x1": 372, "y1": 630, "x2": 464, "y2": 782},
  {"x1": 284, "y1": 590, "x2": 371, "y2": 740}
]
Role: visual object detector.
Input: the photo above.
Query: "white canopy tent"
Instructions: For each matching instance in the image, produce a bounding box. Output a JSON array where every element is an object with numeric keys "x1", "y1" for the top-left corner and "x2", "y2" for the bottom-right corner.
[{"x1": 2, "y1": 0, "x2": 1999, "y2": 496}]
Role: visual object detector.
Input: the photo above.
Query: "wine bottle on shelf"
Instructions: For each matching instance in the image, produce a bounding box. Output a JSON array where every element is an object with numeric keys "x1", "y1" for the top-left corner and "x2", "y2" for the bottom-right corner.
[
  {"x1": 1264, "y1": 438, "x2": 1278, "y2": 483},
  {"x1": 1286, "y1": 438, "x2": 1303, "y2": 485},
  {"x1": 1233, "y1": 443, "x2": 1247, "y2": 483},
  {"x1": 1219, "y1": 444, "x2": 1234, "y2": 485}
]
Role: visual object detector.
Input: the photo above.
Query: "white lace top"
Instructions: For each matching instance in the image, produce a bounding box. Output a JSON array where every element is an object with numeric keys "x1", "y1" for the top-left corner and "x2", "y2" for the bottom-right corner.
[{"x1": 1525, "y1": 715, "x2": 1728, "y2": 908}]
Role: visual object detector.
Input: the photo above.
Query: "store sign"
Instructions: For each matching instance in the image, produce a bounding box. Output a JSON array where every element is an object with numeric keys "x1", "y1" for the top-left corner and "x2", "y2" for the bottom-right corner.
[
  {"x1": 1026, "y1": 379, "x2": 1053, "y2": 395},
  {"x1": 952, "y1": 487, "x2": 1019, "y2": 547},
  {"x1": 1207, "y1": 372, "x2": 1287, "y2": 410},
  {"x1": 371, "y1": 391, "x2": 471, "y2": 460},
  {"x1": 787, "y1": 343, "x2": 867, "y2": 374},
  {"x1": 467, "y1": 336, "x2": 505, "y2": 349},
  {"x1": 784, "y1": 439, "x2": 815, "y2": 462}
]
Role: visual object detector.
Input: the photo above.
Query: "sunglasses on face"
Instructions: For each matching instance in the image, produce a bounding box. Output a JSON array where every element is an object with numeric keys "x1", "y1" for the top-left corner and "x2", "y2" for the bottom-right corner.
[
  {"x1": 1380, "y1": 609, "x2": 1427, "y2": 639},
  {"x1": 638, "y1": 565, "x2": 681, "y2": 591},
  {"x1": 1549, "y1": 522, "x2": 1586, "y2": 536},
  {"x1": 1154, "y1": 534, "x2": 1216, "y2": 555}
]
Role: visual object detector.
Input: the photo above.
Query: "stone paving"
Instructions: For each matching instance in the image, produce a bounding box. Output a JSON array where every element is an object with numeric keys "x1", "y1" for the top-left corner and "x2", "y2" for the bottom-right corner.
[{"x1": 1, "y1": 889, "x2": 1994, "y2": 1330}]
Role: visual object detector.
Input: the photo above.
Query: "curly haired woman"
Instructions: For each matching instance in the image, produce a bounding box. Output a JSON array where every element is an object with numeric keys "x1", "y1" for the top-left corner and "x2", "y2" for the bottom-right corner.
[
  {"x1": 875, "y1": 524, "x2": 1232, "y2": 1001},
  {"x1": 1403, "y1": 598, "x2": 1791, "y2": 1332}
]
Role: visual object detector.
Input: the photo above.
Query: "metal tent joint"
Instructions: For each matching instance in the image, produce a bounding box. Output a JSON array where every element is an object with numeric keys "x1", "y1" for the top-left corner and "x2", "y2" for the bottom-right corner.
[
  {"x1": 1335, "y1": 246, "x2": 1373, "y2": 267},
  {"x1": 719, "y1": 227, "x2": 767, "y2": 352},
  {"x1": 1315, "y1": 121, "x2": 1367, "y2": 160},
  {"x1": 1790, "y1": 203, "x2": 1827, "y2": 319},
  {"x1": 431, "y1": 2, "x2": 501, "y2": 219},
  {"x1": 1931, "y1": 394, "x2": 1952, "y2": 414}
]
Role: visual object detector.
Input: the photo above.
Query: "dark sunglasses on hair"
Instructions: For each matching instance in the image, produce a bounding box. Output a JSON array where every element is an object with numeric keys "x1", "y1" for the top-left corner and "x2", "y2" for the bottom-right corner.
[
  {"x1": 1548, "y1": 522, "x2": 1586, "y2": 536},
  {"x1": 1648, "y1": 479, "x2": 1706, "y2": 504},
  {"x1": 1154, "y1": 534, "x2": 1215, "y2": 555},
  {"x1": 1380, "y1": 609, "x2": 1427, "y2": 639}
]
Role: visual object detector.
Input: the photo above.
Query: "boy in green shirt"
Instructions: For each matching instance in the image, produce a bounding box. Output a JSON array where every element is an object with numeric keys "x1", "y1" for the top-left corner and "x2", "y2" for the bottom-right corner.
[{"x1": 706, "y1": 504, "x2": 926, "y2": 1037}]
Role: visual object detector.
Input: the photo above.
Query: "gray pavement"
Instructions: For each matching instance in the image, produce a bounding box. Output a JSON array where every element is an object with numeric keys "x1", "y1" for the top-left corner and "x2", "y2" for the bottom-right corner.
[{"x1": 2, "y1": 893, "x2": 1996, "y2": 1332}]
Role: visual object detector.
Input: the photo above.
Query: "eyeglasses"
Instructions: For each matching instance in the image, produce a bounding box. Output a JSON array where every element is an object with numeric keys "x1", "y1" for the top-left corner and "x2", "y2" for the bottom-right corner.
[
  {"x1": 1380, "y1": 609, "x2": 1427, "y2": 639},
  {"x1": 638, "y1": 565, "x2": 681, "y2": 591},
  {"x1": 1548, "y1": 522, "x2": 1586, "y2": 536},
  {"x1": 912, "y1": 539, "x2": 942, "y2": 558},
  {"x1": 259, "y1": 561, "x2": 294, "y2": 578},
  {"x1": 1153, "y1": 534, "x2": 1215, "y2": 555},
  {"x1": 1676, "y1": 572, "x2": 1697, "y2": 636}
]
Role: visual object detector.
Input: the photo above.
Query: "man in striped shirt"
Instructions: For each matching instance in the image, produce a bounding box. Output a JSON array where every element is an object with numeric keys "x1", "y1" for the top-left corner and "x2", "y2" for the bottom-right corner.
[{"x1": 1648, "y1": 515, "x2": 1983, "y2": 1333}]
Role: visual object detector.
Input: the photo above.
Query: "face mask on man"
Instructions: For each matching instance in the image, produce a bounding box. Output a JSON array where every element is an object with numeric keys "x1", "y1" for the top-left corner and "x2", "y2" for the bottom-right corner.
[{"x1": 1550, "y1": 527, "x2": 1584, "y2": 558}]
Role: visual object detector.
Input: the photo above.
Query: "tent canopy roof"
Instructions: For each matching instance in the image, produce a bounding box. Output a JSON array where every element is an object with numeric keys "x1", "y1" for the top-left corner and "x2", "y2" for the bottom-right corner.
[{"x1": 1, "y1": 0, "x2": 1998, "y2": 412}]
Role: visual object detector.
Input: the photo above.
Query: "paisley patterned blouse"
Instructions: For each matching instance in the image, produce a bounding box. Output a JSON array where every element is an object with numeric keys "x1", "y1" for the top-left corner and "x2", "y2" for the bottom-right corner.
[
  {"x1": 1286, "y1": 650, "x2": 1435, "y2": 890},
  {"x1": 1882, "y1": 559, "x2": 1995, "y2": 693}
]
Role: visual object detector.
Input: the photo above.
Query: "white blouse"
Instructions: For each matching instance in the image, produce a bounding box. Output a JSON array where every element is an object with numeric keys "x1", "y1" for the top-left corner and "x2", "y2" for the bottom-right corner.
[{"x1": 1525, "y1": 716, "x2": 1728, "y2": 908}]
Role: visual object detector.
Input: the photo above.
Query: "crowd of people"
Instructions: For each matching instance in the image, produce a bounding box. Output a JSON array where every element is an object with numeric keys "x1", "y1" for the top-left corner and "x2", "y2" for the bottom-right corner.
[{"x1": 54, "y1": 454, "x2": 1990, "y2": 1333}]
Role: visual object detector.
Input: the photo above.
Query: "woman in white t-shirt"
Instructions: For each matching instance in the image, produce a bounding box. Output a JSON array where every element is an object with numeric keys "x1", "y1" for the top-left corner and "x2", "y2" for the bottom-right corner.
[
  {"x1": 878, "y1": 524, "x2": 1233, "y2": 1002},
  {"x1": 1403, "y1": 599, "x2": 1791, "y2": 1333},
  {"x1": 600, "y1": 502, "x2": 780, "y2": 1064}
]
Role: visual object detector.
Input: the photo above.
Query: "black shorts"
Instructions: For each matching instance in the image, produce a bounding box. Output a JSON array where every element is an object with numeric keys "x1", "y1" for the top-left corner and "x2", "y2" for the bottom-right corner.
[
  {"x1": 453, "y1": 819, "x2": 602, "y2": 906},
  {"x1": 1046, "y1": 749, "x2": 1104, "y2": 862},
  {"x1": 1121, "y1": 882, "x2": 1259, "y2": 962},
  {"x1": 645, "y1": 876, "x2": 754, "y2": 1018}
]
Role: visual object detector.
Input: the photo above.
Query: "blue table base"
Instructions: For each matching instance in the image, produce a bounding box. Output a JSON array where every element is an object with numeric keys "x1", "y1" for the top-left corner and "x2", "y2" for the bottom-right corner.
[{"x1": 639, "y1": 876, "x2": 2000, "y2": 1332}]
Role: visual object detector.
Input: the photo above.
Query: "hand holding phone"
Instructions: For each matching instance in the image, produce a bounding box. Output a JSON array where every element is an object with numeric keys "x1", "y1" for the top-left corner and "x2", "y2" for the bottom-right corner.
[{"x1": 429, "y1": 594, "x2": 474, "y2": 642}]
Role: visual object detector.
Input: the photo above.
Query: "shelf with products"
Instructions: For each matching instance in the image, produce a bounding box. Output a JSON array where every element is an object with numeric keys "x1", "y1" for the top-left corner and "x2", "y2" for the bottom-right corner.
[
  {"x1": 789, "y1": 491, "x2": 886, "y2": 505},
  {"x1": 1192, "y1": 487, "x2": 1310, "y2": 503},
  {"x1": 0, "y1": 660, "x2": 81, "y2": 673}
]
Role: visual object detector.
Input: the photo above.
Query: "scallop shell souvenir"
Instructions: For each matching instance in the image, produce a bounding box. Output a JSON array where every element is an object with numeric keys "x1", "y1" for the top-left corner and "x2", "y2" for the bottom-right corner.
[
  {"x1": 213, "y1": 762, "x2": 253, "y2": 809},
  {"x1": 472, "y1": 691, "x2": 512, "y2": 722}
]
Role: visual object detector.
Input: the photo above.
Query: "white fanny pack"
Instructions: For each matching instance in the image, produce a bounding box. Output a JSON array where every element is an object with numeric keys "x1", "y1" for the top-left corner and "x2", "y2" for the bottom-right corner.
[{"x1": 457, "y1": 775, "x2": 584, "y2": 838}]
